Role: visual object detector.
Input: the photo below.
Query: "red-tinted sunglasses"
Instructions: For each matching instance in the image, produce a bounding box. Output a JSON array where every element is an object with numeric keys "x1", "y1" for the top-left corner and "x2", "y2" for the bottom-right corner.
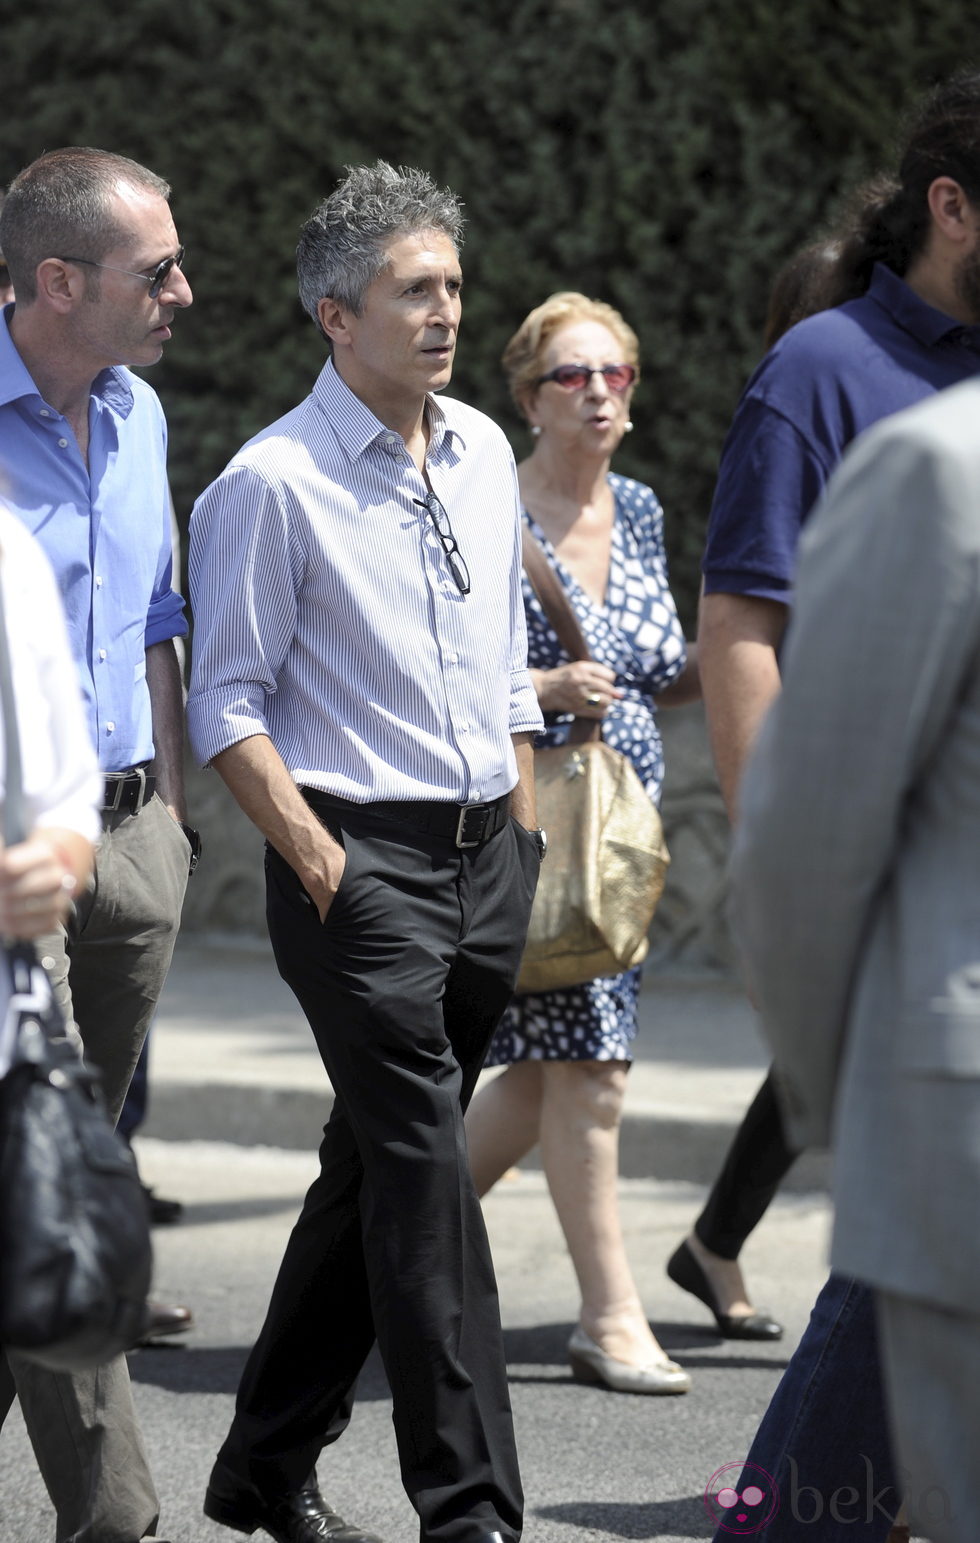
[{"x1": 536, "y1": 363, "x2": 636, "y2": 393}]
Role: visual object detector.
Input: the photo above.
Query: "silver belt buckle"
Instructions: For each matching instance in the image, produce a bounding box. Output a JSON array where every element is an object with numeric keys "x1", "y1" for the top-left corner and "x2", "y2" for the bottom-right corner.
[
  {"x1": 104, "y1": 776, "x2": 125, "y2": 812},
  {"x1": 455, "y1": 804, "x2": 492, "y2": 848},
  {"x1": 105, "y1": 765, "x2": 146, "y2": 814}
]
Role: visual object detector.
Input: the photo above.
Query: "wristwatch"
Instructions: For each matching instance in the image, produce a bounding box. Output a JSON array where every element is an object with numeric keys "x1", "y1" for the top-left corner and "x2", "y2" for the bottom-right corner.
[
  {"x1": 180, "y1": 823, "x2": 203, "y2": 876},
  {"x1": 529, "y1": 827, "x2": 548, "y2": 861}
]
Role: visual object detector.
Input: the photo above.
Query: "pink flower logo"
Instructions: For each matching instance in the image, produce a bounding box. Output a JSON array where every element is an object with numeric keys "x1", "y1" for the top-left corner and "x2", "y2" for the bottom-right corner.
[{"x1": 704, "y1": 1461, "x2": 780, "y2": 1535}]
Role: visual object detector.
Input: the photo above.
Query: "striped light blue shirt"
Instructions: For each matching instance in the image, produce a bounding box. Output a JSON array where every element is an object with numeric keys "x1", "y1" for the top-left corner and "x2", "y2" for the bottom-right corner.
[{"x1": 187, "y1": 358, "x2": 542, "y2": 803}]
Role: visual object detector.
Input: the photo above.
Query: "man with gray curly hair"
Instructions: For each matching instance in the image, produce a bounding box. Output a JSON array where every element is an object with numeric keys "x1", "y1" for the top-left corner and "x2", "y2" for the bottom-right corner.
[{"x1": 189, "y1": 162, "x2": 544, "y2": 1543}]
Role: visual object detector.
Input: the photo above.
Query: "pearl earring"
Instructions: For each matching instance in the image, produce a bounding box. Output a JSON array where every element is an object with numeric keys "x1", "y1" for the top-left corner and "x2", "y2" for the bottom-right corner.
[
  {"x1": 624, "y1": 420, "x2": 634, "y2": 433},
  {"x1": 530, "y1": 425, "x2": 542, "y2": 437}
]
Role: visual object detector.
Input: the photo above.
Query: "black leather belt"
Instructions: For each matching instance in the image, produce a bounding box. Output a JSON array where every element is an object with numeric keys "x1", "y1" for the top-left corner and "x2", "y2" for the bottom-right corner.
[
  {"x1": 103, "y1": 764, "x2": 156, "y2": 815},
  {"x1": 301, "y1": 788, "x2": 510, "y2": 849}
]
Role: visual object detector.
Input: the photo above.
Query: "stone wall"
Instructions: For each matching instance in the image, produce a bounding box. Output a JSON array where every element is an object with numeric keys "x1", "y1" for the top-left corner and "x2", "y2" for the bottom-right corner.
[
  {"x1": 648, "y1": 702, "x2": 736, "y2": 975},
  {"x1": 181, "y1": 702, "x2": 735, "y2": 974}
]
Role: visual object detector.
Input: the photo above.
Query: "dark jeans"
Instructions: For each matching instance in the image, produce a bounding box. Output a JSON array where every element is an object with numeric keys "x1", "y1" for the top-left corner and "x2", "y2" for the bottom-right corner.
[
  {"x1": 217, "y1": 808, "x2": 538, "y2": 1543},
  {"x1": 711, "y1": 1275, "x2": 901, "y2": 1541},
  {"x1": 696, "y1": 1068, "x2": 797, "y2": 1259}
]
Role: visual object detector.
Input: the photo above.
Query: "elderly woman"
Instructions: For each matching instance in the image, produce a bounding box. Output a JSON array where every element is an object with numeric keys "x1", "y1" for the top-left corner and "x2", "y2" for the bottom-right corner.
[{"x1": 465, "y1": 292, "x2": 697, "y2": 1394}]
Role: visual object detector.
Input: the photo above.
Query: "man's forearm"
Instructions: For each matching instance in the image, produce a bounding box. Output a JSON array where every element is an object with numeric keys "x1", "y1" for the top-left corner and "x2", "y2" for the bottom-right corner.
[
  {"x1": 146, "y1": 638, "x2": 187, "y2": 821},
  {"x1": 509, "y1": 733, "x2": 537, "y2": 830},
  {"x1": 212, "y1": 733, "x2": 345, "y2": 921},
  {"x1": 698, "y1": 591, "x2": 788, "y2": 822}
]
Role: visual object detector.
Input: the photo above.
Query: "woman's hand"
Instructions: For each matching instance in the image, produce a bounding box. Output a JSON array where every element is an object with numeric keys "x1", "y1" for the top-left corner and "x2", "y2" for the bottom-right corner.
[
  {"x1": 531, "y1": 662, "x2": 624, "y2": 718},
  {"x1": 0, "y1": 833, "x2": 88, "y2": 938}
]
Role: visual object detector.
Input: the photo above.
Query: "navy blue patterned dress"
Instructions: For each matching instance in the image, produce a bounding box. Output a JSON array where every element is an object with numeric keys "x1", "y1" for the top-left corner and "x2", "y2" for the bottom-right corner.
[{"x1": 486, "y1": 473, "x2": 686, "y2": 1065}]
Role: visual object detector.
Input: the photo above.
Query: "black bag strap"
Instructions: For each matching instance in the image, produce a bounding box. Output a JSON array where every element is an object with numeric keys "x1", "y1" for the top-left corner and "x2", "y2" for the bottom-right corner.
[{"x1": 521, "y1": 525, "x2": 600, "y2": 747}]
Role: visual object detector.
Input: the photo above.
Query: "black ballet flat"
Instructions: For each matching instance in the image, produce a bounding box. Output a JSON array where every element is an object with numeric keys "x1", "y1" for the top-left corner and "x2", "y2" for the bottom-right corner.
[{"x1": 666, "y1": 1240, "x2": 784, "y2": 1340}]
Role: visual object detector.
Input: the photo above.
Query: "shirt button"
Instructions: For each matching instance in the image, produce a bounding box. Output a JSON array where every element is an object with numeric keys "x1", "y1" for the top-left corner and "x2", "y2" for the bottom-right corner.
[
  {"x1": 447, "y1": 652, "x2": 459, "y2": 665},
  {"x1": 98, "y1": 649, "x2": 107, "y2": 661},
  {"x1": 39, "y1": 408, "x2": 51, "y2": 418},
  {"x1": 95, "y1": 575, "x2": 103, "y2": 587},
  {"x1": 58, "y1": 437, "x2": 69, "y2": 448},
  {"x1": 106, "y1": 721, "x2": 115, "y2": 732}
]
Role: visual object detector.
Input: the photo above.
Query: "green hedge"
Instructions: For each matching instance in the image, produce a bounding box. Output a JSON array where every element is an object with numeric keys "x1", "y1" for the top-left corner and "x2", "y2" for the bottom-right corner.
[{"x1": 4, "y1": 0, "x2": 975, "y2": 624}]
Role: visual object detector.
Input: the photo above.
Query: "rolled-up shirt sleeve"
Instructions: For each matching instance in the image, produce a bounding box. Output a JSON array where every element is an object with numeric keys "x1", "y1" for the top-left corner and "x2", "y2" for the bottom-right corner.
[
  {"x1": 145, "y1": 569, "x2": 188, "y2": 648},
  {"x1": 187, "y1": 465, "x2": 303, "y2": 766},
  {"x1": 145, "y1": 428, "x2": 189, "y2": 648}
]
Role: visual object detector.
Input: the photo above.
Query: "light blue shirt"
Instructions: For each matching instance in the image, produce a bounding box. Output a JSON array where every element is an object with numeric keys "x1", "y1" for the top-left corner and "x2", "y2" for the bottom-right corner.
[
  {"x1": 188, "y1": 358, "x2": 543, "y2": 804},
  {"x1": 0, "y1": 305, "x2": 187, "y2": 772}
]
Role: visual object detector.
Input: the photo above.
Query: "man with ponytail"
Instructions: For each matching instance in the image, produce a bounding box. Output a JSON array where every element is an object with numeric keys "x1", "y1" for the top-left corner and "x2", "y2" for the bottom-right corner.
[{"x1": 690, "y1": 71, "x2": 980, "y2": 1543}]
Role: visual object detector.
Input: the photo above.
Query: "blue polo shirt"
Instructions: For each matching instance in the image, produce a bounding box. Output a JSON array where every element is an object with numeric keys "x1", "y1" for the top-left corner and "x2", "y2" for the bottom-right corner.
[
  {"x1": 702, "y1": 263, "x2": 980, "y2": 603},
  {"x1": 0, "y1": 304, "x2": 187, "y2": 771}
]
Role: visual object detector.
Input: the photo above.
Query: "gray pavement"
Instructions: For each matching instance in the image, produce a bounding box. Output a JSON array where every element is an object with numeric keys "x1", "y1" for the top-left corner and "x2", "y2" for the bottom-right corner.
[
  {"x1": 0, "y1": 938, "x2": 849, "y2": 1543},
  {"x1": 145, "y1": 934, "x2": 828, "y2": 1191},
  {"x1": 0, "y1": 1143, "x2": 835, "y2": 1543}
]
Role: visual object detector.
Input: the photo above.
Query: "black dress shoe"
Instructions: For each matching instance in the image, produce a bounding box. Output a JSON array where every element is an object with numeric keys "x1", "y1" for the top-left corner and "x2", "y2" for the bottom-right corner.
[
  {"x1": 204, "y1": 1467, "x2": 385, "y2": 1543},
  {"x1": 142, "y1": 1183, "x2": 184, "y2": 1225},
  {"x1": 137, "y1": 1300, "x2": 194, "y2": 1346},
  {"x1": 666, "y1": 1240, "x2": 783, "y2": 1340}
]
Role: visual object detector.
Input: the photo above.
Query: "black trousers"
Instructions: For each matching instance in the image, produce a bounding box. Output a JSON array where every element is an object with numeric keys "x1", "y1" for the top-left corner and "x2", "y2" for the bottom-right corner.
[
  {"x1": 218, "y1": 806, "x2": 539, "y2": 1543},
  {"x1": 695, "y1": 1069, "x2": 798, "y2": 1260}
]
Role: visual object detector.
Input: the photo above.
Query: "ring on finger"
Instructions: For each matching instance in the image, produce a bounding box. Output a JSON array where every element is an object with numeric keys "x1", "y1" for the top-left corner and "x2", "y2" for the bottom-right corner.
[{"x1": 584, "y1": 691, "x2": 602, "y2": 708}]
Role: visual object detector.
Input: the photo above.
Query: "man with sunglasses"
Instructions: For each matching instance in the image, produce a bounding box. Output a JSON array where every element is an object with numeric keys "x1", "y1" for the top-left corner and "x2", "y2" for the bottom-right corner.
[
  {"x1": 0, "y1": 147, "x2": 194, "y2": 1543},
  {"x1": 188, "y1": 161, "x2": 543, "y2": 1543}
]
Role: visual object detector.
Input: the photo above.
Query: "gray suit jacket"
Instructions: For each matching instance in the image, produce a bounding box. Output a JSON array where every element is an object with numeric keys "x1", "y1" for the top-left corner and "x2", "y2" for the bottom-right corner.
[{"x1": 731, "y1": 377, "x2": 980, "y2": 1312}]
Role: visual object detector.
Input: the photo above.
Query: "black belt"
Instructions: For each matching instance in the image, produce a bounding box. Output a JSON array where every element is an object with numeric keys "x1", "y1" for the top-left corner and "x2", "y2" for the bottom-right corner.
[
  {"x1": 103, "y1": 764, "x2": 156, "y2": 815},
  {"x1": 301, "y1": 788, "x2": 510, "y2": 849}
]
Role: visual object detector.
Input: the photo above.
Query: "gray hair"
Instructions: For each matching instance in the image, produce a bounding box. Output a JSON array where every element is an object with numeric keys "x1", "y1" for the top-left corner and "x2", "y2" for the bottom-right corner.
[
  {"x1": 297, "y1": 161, "x2": 465, "y2": 339},
  {"x1": 0, "y1": 147, "x2": 170, "y2": 303}
]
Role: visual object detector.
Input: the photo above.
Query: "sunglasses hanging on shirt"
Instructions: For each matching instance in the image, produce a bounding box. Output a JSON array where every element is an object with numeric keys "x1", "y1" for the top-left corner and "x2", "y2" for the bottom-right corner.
[{"x1": 414, "y1": 492, "x2": 471, "y2": 595}]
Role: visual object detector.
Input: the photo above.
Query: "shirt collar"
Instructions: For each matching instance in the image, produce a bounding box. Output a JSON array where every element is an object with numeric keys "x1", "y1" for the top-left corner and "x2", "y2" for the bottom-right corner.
[
  {"x1": 0, "y1": 306, "x2": 134, "y2": 416},
  {"x1": 868, "y1": 261, "x2": 976, "y2": 348},
  {"x1": 311, "y1": 356, "x2": 465, "y2": 459}
]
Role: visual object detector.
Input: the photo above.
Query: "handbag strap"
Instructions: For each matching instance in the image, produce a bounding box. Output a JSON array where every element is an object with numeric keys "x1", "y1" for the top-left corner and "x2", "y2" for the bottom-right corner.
[
  {"x1": 0, "y1": 555, "x2": 26, "y2": 847},
  {"x1": 521, "y1": 525, "x2": 600, "y2": 746}
]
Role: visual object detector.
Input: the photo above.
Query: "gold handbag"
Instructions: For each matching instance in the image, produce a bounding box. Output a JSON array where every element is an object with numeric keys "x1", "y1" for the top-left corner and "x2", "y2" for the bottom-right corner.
[{"x1": 516, "y1": 530, "x2": 670, "y2": 995}]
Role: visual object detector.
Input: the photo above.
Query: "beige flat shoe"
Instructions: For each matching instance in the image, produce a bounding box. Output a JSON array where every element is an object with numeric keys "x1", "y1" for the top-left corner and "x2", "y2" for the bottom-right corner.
[{"x1": 568, "y1": 1326, "x2": 691, "y2": 1395}]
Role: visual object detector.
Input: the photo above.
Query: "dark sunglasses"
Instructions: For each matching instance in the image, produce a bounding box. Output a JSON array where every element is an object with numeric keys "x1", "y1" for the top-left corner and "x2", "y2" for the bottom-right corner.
[
  {"x1": 414, "y1": 491, "x2": 470, "y2": 595},
  {"x1": 57, "y1": 245, "x2": 186, "y2": 300},
  {"x1": 536, "y1": 363, "x2": 636, "y2": 393}
]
